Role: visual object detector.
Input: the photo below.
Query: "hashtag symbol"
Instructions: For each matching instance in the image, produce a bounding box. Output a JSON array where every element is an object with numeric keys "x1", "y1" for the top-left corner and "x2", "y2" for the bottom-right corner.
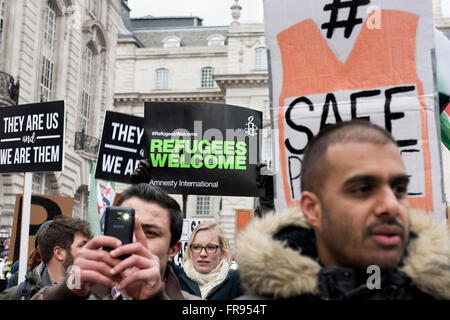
[{"x1": 321, "y1": 0, "x2": 371, "y2": 39}]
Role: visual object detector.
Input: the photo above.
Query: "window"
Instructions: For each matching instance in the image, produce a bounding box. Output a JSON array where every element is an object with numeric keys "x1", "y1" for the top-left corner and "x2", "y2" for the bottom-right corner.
[
  {"x1": 32, "y1": 173, "x2": 42, "y2": 194},
  {"x1": 196, "y1": 196, "x2": 211, "y2": 215},
  {"x1": 155, "y1": 68, "x2": 168, "y2": 89},
  {"x1": 90, "y1": 0, "x2": 98, "y2": 17},
  {"x1": 255, "y1": 47, "x2": 268, "y2": 70},
  {"x1": 264, "y1": 135, "x2": 273, "y2": 169},
  {"x1": 40, "y1": 1, "x2": 57, "y2": 102},
  {"x1": 163, "y1": 36, "x2": 181, "y2": 48},
  {"x1": 263, "y1": 100, "x2": 270, "y2": 120},
  {"x1": 73, "y1": 189, "x2": 88, "y2": 219},
  {"x1": 201, "y1": 67, "x2": 215, "y2": 87},
  {"x1": 81, "y1": 45, "x2": 94, "y2": 133},
  {"x1": 207, "y1": 34, "x2": 225, "y2": 47},
  {"x1": 73, "y1": 190, "x2": 81, "y2": 218},
  {"x1": 32, "y1": 173, "x2": 51, "y2": 194},
  {"x1": 0, "y1": 0, "x2": 6, "y2": 54}
]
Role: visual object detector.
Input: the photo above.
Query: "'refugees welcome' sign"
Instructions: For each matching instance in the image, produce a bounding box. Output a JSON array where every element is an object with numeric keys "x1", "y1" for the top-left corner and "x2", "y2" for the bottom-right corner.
[{"x1": 144, "y1": 102, "x2": 263, "y2": 197}]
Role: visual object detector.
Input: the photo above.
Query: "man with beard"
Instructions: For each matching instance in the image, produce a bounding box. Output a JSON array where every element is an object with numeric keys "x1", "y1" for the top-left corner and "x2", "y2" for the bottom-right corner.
[
  {"x1": 0, "y1": 217, "x2": 92, "y2": 300},
  {"x1": 236, "y1": 120, "x2": 450, "y2": 300}
]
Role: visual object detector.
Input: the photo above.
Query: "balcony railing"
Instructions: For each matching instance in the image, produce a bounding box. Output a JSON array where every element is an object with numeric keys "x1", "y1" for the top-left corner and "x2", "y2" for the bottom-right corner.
[{"x1": 74, "y1": 131, "x2": 100, "y2": 156}]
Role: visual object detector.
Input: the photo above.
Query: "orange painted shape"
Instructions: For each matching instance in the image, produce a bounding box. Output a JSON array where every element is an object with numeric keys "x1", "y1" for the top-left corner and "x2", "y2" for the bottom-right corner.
[{"x1": 276, "y1": 10, "x2": 433, "y2": 211}]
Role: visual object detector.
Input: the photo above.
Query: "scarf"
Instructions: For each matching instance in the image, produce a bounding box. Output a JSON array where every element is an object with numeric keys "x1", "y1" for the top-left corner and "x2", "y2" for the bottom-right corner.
[{"x1": 183, "y1": 258, "x2": 230, "y2": 298}]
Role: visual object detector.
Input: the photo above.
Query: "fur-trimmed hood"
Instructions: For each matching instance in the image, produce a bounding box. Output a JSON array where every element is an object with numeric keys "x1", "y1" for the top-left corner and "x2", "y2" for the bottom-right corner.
[{"x1": 235, "y1": 208, "x2": 450, "y2": 299}]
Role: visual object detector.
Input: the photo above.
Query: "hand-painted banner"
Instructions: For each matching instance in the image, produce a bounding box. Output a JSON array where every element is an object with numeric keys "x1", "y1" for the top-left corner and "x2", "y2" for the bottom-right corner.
[
  {"x1": 95, "y1": 111, "x2": 145, "y2": 183},
  {"x1": 264, "y1": 0, "x2": 446, "y2": 220},
  {"x1": 144, "y1": 102, "x2": 263, "y2": 197},
  {"x1": 0, "y1": 101, "x2": 65, "y2": 173}
]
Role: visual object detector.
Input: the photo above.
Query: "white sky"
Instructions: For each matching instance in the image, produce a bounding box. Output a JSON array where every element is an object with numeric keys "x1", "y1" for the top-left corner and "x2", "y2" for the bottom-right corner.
[
  {"x1": 442, "y1": 0, "x2": 450, "y2": 17},
  {"x1": 126, "y1": 0, "x2": 264, "y2": 26}
]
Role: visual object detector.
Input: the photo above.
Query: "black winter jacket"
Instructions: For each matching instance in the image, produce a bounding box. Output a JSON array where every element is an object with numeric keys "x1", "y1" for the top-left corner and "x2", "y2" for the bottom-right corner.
[
  {"x1": 235, "y1": 208, "x2": 450, "y2": 300},
  {"x1": 171, "y1": 262, "x2": 244, "y2": 300}
]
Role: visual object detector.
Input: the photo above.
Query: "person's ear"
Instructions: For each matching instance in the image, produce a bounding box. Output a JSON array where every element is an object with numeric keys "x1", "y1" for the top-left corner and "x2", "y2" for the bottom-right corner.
[
  {"x1": 167, "y1": 240, "x2": 182, "y2": 262},
  {"x1": 53, "y1": 246, "x2": 65, "y2": 262},
  {"x1": 300, "y1": 191, "x2": 322, "y2": 229}
]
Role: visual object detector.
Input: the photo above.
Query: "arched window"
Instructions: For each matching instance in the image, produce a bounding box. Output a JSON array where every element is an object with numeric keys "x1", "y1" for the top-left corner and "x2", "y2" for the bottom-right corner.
[
  {"x1": 156, "y1": 68, "x2": 169, "y2": 89},
  {"x1": 207, "y1": 34, "x2": 225, "y2": 47},
  {"x1": 78, "y1": 20, "x2": 107, "y2": 136},
  {"x1": 201, "y1": 67, "x2": 215, "y2": 87},
  {"x1": 80, "y1": 44, "x2": 95, "y2": 133},
  {"x1": 163, "y1": 36, "x2": 181, "y2": 48},
  {"x1": 40, "y1": 1, "x2": 57, "y2": 101},
  {"x1": 255, "y1": 47, "x2": 268, "y2": 70}
]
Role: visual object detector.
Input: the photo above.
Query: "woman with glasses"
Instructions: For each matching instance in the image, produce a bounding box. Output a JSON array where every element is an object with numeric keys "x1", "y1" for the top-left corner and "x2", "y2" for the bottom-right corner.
[{"x1": 172, "y1": 221, "x2": 243, "y2": 300}]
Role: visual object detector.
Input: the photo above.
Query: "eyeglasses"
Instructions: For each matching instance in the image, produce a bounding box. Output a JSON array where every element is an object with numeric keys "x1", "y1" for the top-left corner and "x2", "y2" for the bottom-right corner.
[{"x1": 190, "y1": 244, "x2": 220, "y2": 254}]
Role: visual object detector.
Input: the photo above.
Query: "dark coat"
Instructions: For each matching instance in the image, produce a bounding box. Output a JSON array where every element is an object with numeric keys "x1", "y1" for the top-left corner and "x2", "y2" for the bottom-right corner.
[
  {"x1": 171, "y1": 261, "x2": 244, "y2": 300},
  {"x1": 31, "y1": 265, "x2": 200, "y2": 300},
  {"x1": 0, "y1": 262, "x2": 53, "y2": 300},
  {"x1": 235, "y1": 208, "x2": 450, "y2": 300}
]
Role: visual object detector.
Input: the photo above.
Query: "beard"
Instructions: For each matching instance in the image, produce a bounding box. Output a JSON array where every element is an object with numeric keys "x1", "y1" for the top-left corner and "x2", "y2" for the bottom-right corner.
[{"x1": 63, "y1": 251, "x2": 75, "y2": 271}]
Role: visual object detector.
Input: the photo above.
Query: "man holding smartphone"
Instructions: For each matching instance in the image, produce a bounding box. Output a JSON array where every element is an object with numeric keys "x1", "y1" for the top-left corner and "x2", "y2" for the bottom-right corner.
[{"x1": 32, "y1": 184, "x2": 199, "y2": 300}]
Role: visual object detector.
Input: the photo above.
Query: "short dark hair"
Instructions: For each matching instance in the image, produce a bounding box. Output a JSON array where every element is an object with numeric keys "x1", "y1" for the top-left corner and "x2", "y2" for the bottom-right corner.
[
  {"x1": 39, "y1": 216, "x2": 93, "y2": 264},
  {"x1": 117, "y1": 183, "x2": 183, "y2": 247},
  {"x1": 301, "y1": 120, "x2": 397, "y2": 194}
]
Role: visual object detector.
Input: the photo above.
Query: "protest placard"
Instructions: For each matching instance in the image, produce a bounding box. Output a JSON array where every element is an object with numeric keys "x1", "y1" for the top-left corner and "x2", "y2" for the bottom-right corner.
[
  {"x1": 144, "y1": 102, "x2": 263, "y2": 197},
  {"x1": 0, "y1": 100, "x2": 65, "y2": 173},
  {"x1": 8, "y1": 195, "x2": 74, "y2": 262},
  {"x1": 95, "y1": 111, "x2": 145, "y2": 183},
  {"x1": 264, "y1": 0, "x2": 446, "y2": 220}
]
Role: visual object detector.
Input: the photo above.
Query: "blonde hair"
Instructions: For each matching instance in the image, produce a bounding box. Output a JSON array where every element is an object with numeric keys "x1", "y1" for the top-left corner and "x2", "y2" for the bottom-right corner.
[{"x1": 184, "y1": 221, "x2": 231, "y2": 263}]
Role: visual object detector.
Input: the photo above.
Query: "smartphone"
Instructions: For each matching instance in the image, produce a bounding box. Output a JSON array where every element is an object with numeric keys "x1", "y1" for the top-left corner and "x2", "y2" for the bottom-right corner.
[{"x1": 103, "y1": 206, "x2": 135, "y2": 259}]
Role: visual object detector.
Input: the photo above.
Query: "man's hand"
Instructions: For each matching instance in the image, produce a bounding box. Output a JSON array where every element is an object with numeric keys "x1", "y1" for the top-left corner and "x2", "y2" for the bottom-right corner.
[
  {"x1": 130, "y1": 159, "x2": 152, "y2": 184},
  {"x1": 109, "y1": 217, "x2": 162, "y2": 300},
  {"x1": 68, "y1": 236, "x2": 122, "y2": 297}
]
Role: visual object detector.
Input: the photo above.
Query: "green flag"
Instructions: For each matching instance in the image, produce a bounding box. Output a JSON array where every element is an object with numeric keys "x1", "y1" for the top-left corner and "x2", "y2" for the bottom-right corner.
[
  {"x1": 87, "y1": 160, "x2": 101, "y2": 236},
  {"x1": 441, "y1": 104, "x2": 450, "y2": 150},
  {"x1": 435, "y1": 29, "x2": 450, "y2": 150}
]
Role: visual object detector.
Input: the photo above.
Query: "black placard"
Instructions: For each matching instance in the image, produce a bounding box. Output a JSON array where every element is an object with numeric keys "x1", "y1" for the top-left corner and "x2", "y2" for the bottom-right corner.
[
  {"x1": 95, "y1": 111, "x2": 145, "y2": 183},
  {"x1": 144, "y1": 102, "x2": 263, "y2": 197},
  {"x1": 0, "y1": 100, "x2": 65, "y2": 173}
]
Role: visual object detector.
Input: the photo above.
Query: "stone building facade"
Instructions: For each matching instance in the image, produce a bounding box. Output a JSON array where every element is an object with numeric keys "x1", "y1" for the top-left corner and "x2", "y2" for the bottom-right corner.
[
  {"x1": 113, "y1": 2, "x2": 270, "y2": 249},
  {"x1": 0, "y1": 0, "x2": 121, "y2": 242}
]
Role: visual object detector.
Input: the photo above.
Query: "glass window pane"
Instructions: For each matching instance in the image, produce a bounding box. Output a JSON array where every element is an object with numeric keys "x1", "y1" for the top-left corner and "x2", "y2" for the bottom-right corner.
[
  {"x1": 81, "y1": 46, "x2": 94, "y2": 132},
  {"x1": 201, "y1": 67, "x2": 214, "y2": 87},
  {"x1": 255, "y1": 47, "x2": 268, "y2": 70},
  {"x1": 156, "y1": 68, "x2": 168, "y2": 89},
  {"x1": 40, "y1": 1, "x2": 57, "y2": 102},
  {"x1": 32, "y1": 173, "x2": 42, "y2": 194},
  {"x1": 196, "y1": 196, "x2": 210, "y2": 215}
]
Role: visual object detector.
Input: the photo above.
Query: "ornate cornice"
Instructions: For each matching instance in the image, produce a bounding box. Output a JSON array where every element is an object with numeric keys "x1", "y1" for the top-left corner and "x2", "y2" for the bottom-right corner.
[
  {"x1": 214, "y1": 73, "x2": 268, "y2": 92},
  {"x1": 114, "y1": 90, "x2": 225, "y2": 104}
]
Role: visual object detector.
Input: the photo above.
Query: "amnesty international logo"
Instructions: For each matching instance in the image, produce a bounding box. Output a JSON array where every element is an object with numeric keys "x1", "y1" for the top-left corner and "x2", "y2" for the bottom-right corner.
[{"x1": 244, "y1": 116, "x2": 258, "y2": 137}]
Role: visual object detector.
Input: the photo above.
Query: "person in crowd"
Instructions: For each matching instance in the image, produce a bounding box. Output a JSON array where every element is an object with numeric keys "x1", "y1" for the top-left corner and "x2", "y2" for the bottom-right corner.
[
  {"x1": 0, "y1": 217, "x2": 92, "y2": 300},
  {"x1": 32, "y1": 184, "x2": 200, "y2": 300},
  {"x1": 171, "y1": 221, "x2": 243, "y2": 299},
  {"x1": 236, "y1": 120, "x2": 450, "y2": 300},
  {"x1": 6, "y1": 220, "x2": 52, "y2": 289},
  {"x1": 130, "y1": 158, "x2": 244, "y2": 299}
]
